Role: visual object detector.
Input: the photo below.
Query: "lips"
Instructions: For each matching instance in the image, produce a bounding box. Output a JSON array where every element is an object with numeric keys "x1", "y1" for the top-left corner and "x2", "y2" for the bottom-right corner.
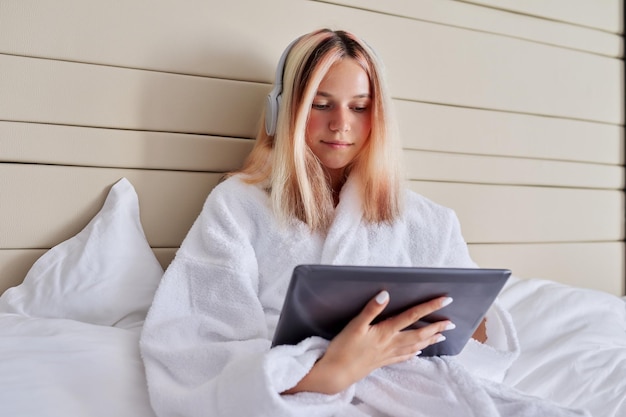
[{"x1": 321, "y1": 140, "x2": 353, "y2": 148}]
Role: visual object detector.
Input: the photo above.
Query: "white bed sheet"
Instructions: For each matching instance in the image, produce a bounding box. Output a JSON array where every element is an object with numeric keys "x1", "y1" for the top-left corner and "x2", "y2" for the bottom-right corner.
[
  {"x1": 500, "y1": 276, "x2": 626, "y2": 417},
  {"x1": 0, "y1": 315, "x2": 156, "y2": 417}
]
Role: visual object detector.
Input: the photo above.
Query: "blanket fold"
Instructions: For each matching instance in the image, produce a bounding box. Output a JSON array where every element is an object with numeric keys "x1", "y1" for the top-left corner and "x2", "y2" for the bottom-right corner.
[
  {"x1": 354, "y1": 356, "x2": 589, "y2": 417},
  {"x1": 455, "y1": 301, "x2": 520, "y2": 383}
]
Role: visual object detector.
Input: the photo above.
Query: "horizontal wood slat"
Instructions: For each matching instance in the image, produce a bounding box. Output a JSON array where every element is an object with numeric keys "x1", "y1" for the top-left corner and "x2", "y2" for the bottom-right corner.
[
  {"x1": 397, "y1": 100, "x2": 624, "y2": 165},
  {"x1": 0, "y1": 250, "x2": 46, "y2": 295},
  {"x1": 0, "y1": 164, "x2": 220, "y2": 249},
  {"x1": 460, "y1": 0, "x2": 623, "y2": 33},
  {"x1": 2, "y1": 164, "x2": 623, "y2": 249},
  {"x1": 0, "y1": 54, "x2": 266, "y2": 138},
  {"x1": 0, "y1": 0, "x2": 286, "y2": 83},
  {"x1": 378, "y1": 28, "x2": 623, "y2": 124},
  {"x1": 404, "y1": 150, "x2": 624, "y2": 189},
  {"x1": 408, "y1": 181, "x2": 624, "y2": 243},
  {"x1": 315, "y1": 0, "x2": 623, "y2": 57},
  {"x1": 0, "y1": 121, "x2": 254, "y2": 172},
  {"x1": 469, "y1": 242, "x2": 625, "y2": 295}
]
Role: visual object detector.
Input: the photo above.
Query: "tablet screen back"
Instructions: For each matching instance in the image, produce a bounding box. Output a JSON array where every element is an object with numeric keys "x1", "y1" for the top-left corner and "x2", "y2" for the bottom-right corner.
[{"x1": 272, "y1": 265, "x2": 511, "y2": 356}]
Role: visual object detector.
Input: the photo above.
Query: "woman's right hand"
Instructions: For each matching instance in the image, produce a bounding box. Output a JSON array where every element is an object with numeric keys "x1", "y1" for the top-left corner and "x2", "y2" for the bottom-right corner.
[{"x1": 282, "y1": 291, "x2": 454, "y2": 395}]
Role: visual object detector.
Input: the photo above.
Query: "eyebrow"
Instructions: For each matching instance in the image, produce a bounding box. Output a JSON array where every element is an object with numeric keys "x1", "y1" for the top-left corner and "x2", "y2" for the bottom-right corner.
[{"x1": 316, "y1": 91, "x2": 371, "y2": 99}]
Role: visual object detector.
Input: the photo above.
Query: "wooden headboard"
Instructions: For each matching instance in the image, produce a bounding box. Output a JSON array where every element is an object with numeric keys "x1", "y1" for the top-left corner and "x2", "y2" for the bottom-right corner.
[{"x1": 1, "y1": 0, "x2": 624, "y2": 295}]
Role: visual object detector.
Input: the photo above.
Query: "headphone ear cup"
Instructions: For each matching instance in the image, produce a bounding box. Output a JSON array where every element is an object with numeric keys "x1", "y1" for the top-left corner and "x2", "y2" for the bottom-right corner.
[
  {"x1": 265, "y1": 88, "x2": 282, "y2": 136},
  {"x1": 265, "y1": 91, "x2": 279, "y2": 136},
  {"x1": 265, "y1": 36, "x2": 302, "y2": 137}
]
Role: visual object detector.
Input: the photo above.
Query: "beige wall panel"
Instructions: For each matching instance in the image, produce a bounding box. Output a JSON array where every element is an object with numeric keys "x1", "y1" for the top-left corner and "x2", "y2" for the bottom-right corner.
[
  {"x1": 404, "y1": 151, "x2": 624, "y2": 189},
  {"x1": 408, "y1": 181, "x2": 624, "y2": 243},
  {"x1": 317, "y1": 0, "x2": 623, "y2": 57},
  {"x1": 0, "y1": 54, "x2": 266, "y2": 137},
  {"x1": 469, "y1": 242, "x2": 625, "y2": 295},
  {"x1": 0, "y1": 163, "x2": 220, "y2": 249},
  {"x1": 4, "y1": 164, "x2": 621, "y2": 248},
  {"x1": 0, "y1": 121, "x2": 254, "y2": 171},
  {"x1": 0, "y1": 0, "x2": 623, "y2": 295},
  {"x1": 2, "y1": 52, "x2": 622, "y2": 152},
  {"x1": 460, "y1": 0, "x2": 623, "y2": 33},
  {"x1": 0, "y1": 0, "x2": 335, "y2": 82},
  {"x1": 397, "y1": 100, "x2": 624, "y2": 165},
  {"x1": 1, "y1": 1, "x2": 621, "y2": 123},
  {"x1": 0, "y1": 0, "x2": 288, "y2": 82},
  {"x1": 0, "y1": 250, "x2": 46, "y2": 295},
  {"x1": 153, "y1": 248, "x2": 177, "y2": 271},
  {"x1": 378, "y1": 30, "x2": 623, "y2": 124}
]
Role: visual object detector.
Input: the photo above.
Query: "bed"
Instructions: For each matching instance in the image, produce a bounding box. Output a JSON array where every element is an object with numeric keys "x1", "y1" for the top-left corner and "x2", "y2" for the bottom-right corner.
[
  {"x1": 0, "y1": 177, "x2": 624, "y2": 417},
  {"x1": 0, "y1": 0, "x2": 624, "y2": 416}
]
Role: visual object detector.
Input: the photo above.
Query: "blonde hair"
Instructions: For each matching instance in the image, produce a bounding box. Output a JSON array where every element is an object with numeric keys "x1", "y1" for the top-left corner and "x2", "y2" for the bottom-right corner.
[{"x1": 233, "y1": 29, "x2": 403, "y2": 231}]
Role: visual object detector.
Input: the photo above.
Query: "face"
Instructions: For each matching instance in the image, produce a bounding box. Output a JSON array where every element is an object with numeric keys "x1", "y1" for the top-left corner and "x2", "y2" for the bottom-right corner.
[{"x1": 305, "y1": 58, "x2": 372, "y2": 184}]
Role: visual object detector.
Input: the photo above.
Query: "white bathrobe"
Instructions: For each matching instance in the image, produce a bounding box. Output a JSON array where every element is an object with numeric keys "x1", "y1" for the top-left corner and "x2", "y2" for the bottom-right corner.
[{"x1": 140, "y1": 175, "x2": 588, "y2": 417}]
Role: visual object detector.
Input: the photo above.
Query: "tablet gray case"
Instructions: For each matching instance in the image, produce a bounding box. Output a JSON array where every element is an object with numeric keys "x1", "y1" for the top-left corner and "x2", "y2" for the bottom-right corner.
[{"x1": 272, "y1": 265, "x2": 511, "y2": 356}]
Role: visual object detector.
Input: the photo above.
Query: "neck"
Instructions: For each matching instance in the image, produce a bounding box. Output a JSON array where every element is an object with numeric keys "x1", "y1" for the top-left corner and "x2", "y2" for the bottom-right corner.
[
  {"x1": 326, "y1": 168, "x2": 347, "y2": 194},
  {"x1": 325, "y1": 168, "x2": 347, "y2": 207}
]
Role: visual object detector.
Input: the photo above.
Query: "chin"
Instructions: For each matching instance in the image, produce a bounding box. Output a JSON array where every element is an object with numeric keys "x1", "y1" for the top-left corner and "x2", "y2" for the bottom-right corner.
[{"x1": 323, "y1": 162, "x2": 350, "y2": 171}]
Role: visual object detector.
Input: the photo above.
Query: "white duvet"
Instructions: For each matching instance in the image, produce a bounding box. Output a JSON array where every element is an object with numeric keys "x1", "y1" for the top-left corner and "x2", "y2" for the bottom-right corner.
[
  {"x1": 0, "y1": 178, "x2": 624, "y2": 417},
  {"x1": 0, "y1": 316, "x2": 156, "y2": 417},
  {"x1": 500, "y1": 277, "x2": 626, "y2": 416},
  {"x1": 0, "y1": 277, "x2": 623, "y2": 417}
]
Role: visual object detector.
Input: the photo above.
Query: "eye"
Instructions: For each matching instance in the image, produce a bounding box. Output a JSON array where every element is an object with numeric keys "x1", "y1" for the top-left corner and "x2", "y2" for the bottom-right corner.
[
  {"x1": 312, "y1": 103, "x2": 330, "y2": 110},
  {"x1": 352, "y1": 105, "x2": 369, "y2": 113}
]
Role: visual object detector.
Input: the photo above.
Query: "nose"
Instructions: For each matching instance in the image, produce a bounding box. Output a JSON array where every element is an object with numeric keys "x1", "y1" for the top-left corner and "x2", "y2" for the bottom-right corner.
[{"x1": 329, "y1": 108, "x2": 351, "y2": 133}]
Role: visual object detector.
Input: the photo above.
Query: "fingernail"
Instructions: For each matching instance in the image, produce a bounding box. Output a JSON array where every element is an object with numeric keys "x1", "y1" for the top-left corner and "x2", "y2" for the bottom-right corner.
[
  {"x1": 415, "y1": 350, "x2": 423, "y2": 356},
  {"x1": 436, "y1": 335, "x2": 447, "y2": 343},
  {"x1": 375, "y1": 290, "x2": 389, "y2": 304},
  {"x1": 445, "y1": 322, "x2": 456, "y2": 331},
  {"x1": 441, "y1": 297, "x2": 453, "y2": 307}
]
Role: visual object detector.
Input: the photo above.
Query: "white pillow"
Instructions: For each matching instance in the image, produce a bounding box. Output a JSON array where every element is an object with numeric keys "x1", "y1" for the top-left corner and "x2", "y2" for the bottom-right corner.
[{"x1": 0, "y1": 178, "x2": 163, "y2": 329}]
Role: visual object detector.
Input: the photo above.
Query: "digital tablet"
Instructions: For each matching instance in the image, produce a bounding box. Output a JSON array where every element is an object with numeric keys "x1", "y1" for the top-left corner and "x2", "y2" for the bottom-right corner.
[{"x1": 272, "y1": 265, "x2": 511, "y2": 356}]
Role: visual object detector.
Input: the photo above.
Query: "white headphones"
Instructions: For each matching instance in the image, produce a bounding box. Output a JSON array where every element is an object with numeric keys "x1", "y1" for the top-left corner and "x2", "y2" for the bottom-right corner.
[
  {"x1": 265, "y1": 37, "x2": 302, "y2": 136},
  {"x1": 264, "y1": 34, "x2": 378, "y2": 136}
]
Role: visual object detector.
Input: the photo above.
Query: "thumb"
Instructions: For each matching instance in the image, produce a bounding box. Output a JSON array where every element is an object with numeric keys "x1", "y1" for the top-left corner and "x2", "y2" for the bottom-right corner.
[{"x1": 350, "y1": 290, "x2": 390, "y2": 328}]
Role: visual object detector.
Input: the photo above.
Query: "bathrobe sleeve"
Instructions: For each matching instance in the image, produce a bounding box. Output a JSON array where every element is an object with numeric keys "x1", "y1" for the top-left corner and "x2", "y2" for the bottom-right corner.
[{"x1": 139, "y1": 180, "x2": 354, "y2": 417}]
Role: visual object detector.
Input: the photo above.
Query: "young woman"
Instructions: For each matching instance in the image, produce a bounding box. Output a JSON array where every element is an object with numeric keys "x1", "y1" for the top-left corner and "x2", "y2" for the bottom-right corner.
[{"x1": 140, "y1": 29, "x2": 587, "y2": 417}]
